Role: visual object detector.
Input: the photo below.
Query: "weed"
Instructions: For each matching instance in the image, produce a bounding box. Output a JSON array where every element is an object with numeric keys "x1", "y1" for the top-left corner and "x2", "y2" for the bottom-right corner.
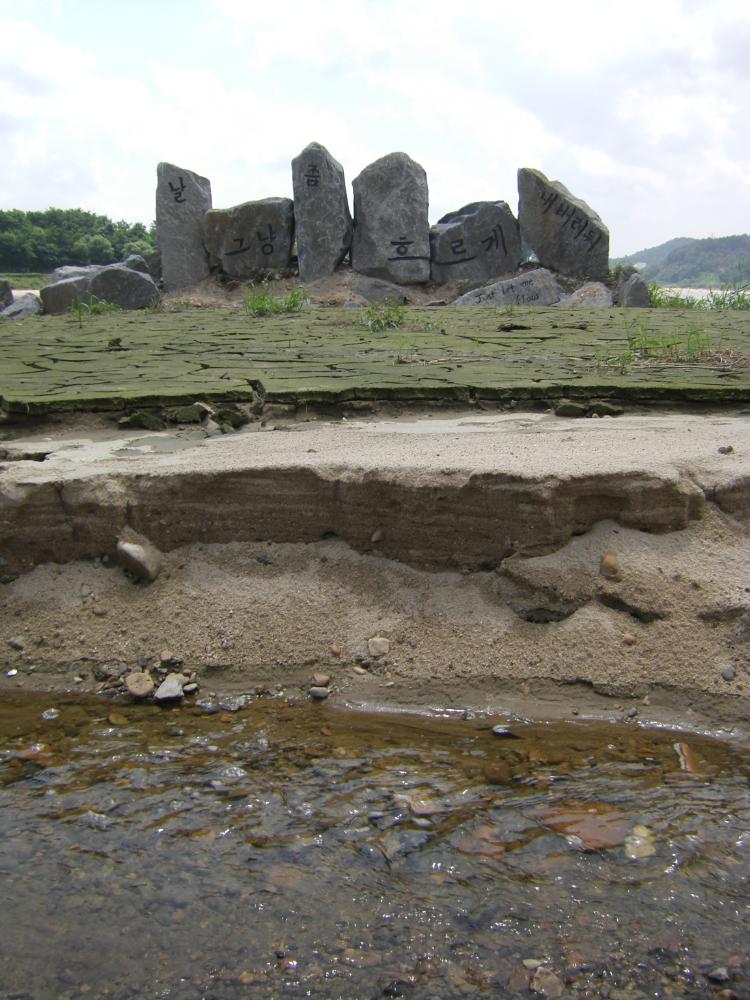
[
  {"x1": 649, "y1": 282, "x2": 750, "y2": 311},
  {"x1": 365, "y1": 299, "x2": 406, "y2": 333},
  {"x1": 68, "y1": 296, "x2": 120, "y2": 327},
  {"x1": 244, "y1": 279, "x2": 309, "y2": 317}
]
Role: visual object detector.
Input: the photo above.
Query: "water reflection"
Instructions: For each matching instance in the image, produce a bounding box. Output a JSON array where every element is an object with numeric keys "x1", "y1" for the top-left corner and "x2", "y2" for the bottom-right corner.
[{"x1": 0, "y1": 693, "x2": 748, "y2": 998}]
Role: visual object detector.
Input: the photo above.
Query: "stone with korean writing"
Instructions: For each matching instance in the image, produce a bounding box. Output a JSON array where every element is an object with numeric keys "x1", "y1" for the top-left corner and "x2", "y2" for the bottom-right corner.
[
  {"x1": 452, "y1": 267, "x2": 564, "y2": 307},
  {"x1": 203, "y1": 198, "x2": 294, "y2": 279},
  {"x1": 156, "y1": 162, "x2": 212, "y2": 292},
  {"x1": 291, "y1": 142, "x2": 352, "y2": 283},
  {"x1": 518, "y1": 168, "x2": 609, "y2": 281},
  {"x1": 430, "y1": 201, "x2": 521, "y2": 286},
  {"x1": 351, "y1": 152, "x2": 430, "y2": 285}
]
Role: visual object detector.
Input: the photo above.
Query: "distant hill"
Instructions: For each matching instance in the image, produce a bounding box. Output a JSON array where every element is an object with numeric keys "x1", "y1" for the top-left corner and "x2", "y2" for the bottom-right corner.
[{"x1": 612, "y1": 234, "x2": 750, "y2": 287}]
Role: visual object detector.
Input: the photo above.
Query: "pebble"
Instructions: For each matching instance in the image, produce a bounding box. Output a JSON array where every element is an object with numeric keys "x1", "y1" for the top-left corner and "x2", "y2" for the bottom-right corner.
[
  {"x1": 600, "y1": 551, "x2": 621, "y2": 580},
  {"x1": 368, "y1": 636, "x2": 390, "y2": 657},
  {"x1": 312, "y1": 672, "x2": 331, "y2": 687},
  {"x1": 329, "y1": 645, "x2": 342, "y2": 657},
  {"x1": 8, "y1": 636, "x2": 25, "y2": 651},
  {"x1": 154, "y1": 673, "x2": 187, "y2": 701},
  {"x1": 627, "y1": 706, "x2": 638, "y2": 718},
  {"x1": 107, "y1": 712, "x2": 129, "y2": 726},
  {"x1": 115, "y1": 529, "x2": 163, "y2": 582},
  {"x1": 370, "y1": 529, "x2": 383, "y2": 543},
  {"x1": 492, "y1": 725, "x2": 520, "y2": 738},
  {"x1": 352, "y1": 665, "x2": 368, "y2": 675},
  {"x1": 182, "y1": 682, "x2": 199, "y2": 695},
  {"x1": 125, "y1": 671, "x2": 155, "y2": 699},
  {"x1": 309, "y1": 686, "x2": 330, "y2": 700},
  {"x1": 6, "y1": 668, "x2": 18, "y2": 677},
  {"x1": 717, "y1": 445, "x2": 734, "y2": 455},
  {"x1": 41, "y1": 708, "x2": 60, "y2": 721},
  {"x1": 721, "y1": 665, "x2": 736, "y2": 682},
  {"x1": 482, "y1": 761, "x2": 513, "y2": 784},
  {"x1": 622, "y1": 632, "x2": 637, "y2": 646},
  {"x1": 708, "y1": 967, "x2": 731, "y2": 983}
]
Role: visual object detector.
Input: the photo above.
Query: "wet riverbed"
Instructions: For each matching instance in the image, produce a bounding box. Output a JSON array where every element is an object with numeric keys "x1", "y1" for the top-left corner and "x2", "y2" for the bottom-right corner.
[{"x1": 0, "y1": 694, "x2": 748, "y2": 999}]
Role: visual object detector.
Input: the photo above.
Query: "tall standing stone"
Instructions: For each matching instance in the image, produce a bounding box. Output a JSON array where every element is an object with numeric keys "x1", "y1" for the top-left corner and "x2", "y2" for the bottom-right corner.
[
  {"x1": 156, "y1": 162, "x2": 212, "y2": 292},
  {"x1": 430, "y1": 201, "x2": 521, "y2": 286},
  {"x1": 292, "y1": 142, "x2": 353, "y2": 283},
  {"x1": 351, "y1": 152, "x2": 430, "y2": 285},
  {"x1": 203, "y1": 198, "x2": 294, "y2": 279},
  {"x1": 518, "y1": 168, "x2": 609, "y2": 281}
]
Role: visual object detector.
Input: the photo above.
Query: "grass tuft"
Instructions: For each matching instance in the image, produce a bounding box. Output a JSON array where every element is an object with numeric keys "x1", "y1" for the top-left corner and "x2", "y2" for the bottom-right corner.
[
  {"x1": 365, "y1": 299, "x2": 406, "y2": 333},
  {"x1": 244, "y1": 279, "x2": 309, "y2": 318}
]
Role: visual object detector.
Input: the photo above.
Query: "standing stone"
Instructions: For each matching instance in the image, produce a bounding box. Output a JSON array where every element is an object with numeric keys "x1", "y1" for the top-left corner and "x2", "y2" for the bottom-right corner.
[
  {"x1": 292, "y1": 142, "x2": 353, "y2": 283},
  {"x1": 156, "y1": 162, "x2": 212, "y2": 291},
  {"x1": 0, "y1": 280, "x2": 12, "y2": 309},
  {"x1": 518, "y1": 168, "x2": 609, "y2": 281},
  {"x1": 619, "y1": 271, "x2": 650, "y2": 307},
  {"x1": 430, "y1": 202, "x2": 521, "y2": 286},
  {"x1": 351, "y1": 152, "x2": 430, "y2": 285},
  {"x1": 452, "y1": 267, "x2": 563, "y2": 307},
  {"x1": 203, "y1": 198, "x2": 294, "y2": 279}
]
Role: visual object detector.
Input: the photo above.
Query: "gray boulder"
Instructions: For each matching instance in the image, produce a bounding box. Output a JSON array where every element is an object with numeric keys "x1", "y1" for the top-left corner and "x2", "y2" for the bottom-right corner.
[
  {"x1": 0, "y1": 293, "x2": 42, "y2": 320},
  {"x1": 453, "y1": 267, "x2": 563, "y2": 307},
  {"x1": 40, "y1": 275, "x2": 93, "y2": 315},
  {"x1": 156, "y1": 162, "x2": 212, "y2": 291},
  {"x1": 351, "y1": 152, "x2": 430, "y2": 285},
  {"x1": 122, "y1": 254, "x2": 150, "y2": 274},
  {"x1": 49, "y1": 264, "x2": 101, "y2": 283},
  {"x1": 91, "y1": 265, "x2": 161, "y2": 309},
  {"x1": 292, "y1": 142, "x2": 353, "y2": 282},
  {"x1": 619, "y1": 271, "x2": 650, "y2": 307},
  {"x1": 430, "y1": 201, "x2": 521, "y2": 286},
  {"x1": 0, "y1": 280, "x2": 12, "y2": 309},
  {"x1": 518, "y1": 168, "x2": 609, "y2": 281},
  {"x1": 559, "y1": 282, "x2": 613, "y2": 308},
  {"x1": 203, "y1": 198, "x2": 294, "y2": 279}
]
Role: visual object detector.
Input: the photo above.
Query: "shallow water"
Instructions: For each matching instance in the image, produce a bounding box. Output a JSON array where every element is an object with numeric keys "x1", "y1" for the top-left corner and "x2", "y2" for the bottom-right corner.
[{"x1": 0, "y1": 694, "x2": 748, "y2": 999}]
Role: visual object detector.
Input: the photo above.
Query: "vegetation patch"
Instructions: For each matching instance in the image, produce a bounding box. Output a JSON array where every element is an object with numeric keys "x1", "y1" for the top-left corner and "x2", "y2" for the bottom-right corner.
[{"x1": 243, "y1": 279, "x2": 309, "y2": 318}]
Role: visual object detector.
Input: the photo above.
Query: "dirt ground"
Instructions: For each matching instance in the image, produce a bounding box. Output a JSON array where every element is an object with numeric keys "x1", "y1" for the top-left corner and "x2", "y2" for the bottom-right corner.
[{"x1": 1, "y1": 407, "x2": 748, "y2": 735}]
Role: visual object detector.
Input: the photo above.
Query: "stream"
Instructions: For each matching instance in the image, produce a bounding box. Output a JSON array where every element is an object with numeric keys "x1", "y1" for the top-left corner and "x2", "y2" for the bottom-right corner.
[{"x1": 1, "y1": 693, "x2": 748, "y2": 999}]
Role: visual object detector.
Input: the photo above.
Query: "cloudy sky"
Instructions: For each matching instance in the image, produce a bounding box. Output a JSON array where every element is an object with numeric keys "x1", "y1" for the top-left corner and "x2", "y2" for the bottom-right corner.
[{"x1": 1, "y1": 0, "x2": 748, "y2": 256}]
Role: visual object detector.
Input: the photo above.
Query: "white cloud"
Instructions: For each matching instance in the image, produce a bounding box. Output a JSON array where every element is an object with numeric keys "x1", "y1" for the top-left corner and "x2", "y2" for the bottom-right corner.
[{"x1": 1, "y1": 1, "x2": 749, "y2": 255}]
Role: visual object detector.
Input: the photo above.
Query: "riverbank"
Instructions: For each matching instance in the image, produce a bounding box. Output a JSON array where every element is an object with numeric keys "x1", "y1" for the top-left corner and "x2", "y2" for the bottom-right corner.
[{"x1": 1, "y1": 408, "x2": 748, "y2": 735}]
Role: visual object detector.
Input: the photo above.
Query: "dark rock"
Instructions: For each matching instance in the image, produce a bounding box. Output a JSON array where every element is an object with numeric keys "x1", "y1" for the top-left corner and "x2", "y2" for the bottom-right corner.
[
  {"x1": 589, "y1": 400, "x2": 624, "y2": 417},
  {"x1": 430, "y1": 201, "x2": 521, "y2": 286},
  {"x1": 453, "y1": 267, "x2": 563, "y2": 307},
  {"x1": 351, "y1": 152, "x2": 430, "y2": 285},
  {"x1": 40, "y1": 275, "x2": 92, "y2": 315},
  {"x1": 156, "y1": 161, "x2": 212, "y2": 291},
  {"x1": 309, "y1": 685, "x2": 330, "y2": 700},
  {"x1": 0, "y1": 293, "x2": 42, "y2": 320},
  {"x1": 721, "y1": 665, "x2": 736, "y2": 682},
  {"x1": 555, "y1": 400, "x2": 588, "y2": 418},
  {"x1": 122, "y1": 253, "x2": 150, "y2": 274},
  {"x1": 620, "y1": 271, "x2": 650, "y2": 307},
  {"x1": 352, "y1": 276, "x2": 409, "y2": 304},
  {"x1": 144, "y1": 249, "x2": 162, "y2": 282},
  {"x1": 90, "y1": 264, "x2": 161, "y2": 309},
  {"x1": 165, "y1": 403, "x2": 204, "y2": 424},
  {"x1": 518, "y1": 167, "x2": 609, "y2": 280},
  {"x1": 0, "y1": 279, "x2": 12, "y2": 308},
  {"x1": 203, "y1": 198, "x2": 294, "y2": 278},
  {"x1": 115, "y1": 527, "x2": 163, "y2": 582},
  {"x1": 292, "y1": 142, "x2": 353, "y2": 282},
  {"x1": 118, "y1": 411, "x2": 166, "y2": 431}
]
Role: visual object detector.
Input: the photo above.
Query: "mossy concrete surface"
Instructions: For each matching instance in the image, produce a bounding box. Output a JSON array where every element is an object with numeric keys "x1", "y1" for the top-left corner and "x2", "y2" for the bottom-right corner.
[{"x1": 1, "y1": 305, "x2": 748, "y2": 416}]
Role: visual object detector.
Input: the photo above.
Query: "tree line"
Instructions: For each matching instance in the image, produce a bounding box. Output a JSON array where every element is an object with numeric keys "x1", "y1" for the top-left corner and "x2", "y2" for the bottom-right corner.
[
  {"x1": 613, "y1": 234, "x2": 750, "y2": 288},
  {"x1": 0, "y1": 208, "x2": 157, "y2": 272}
]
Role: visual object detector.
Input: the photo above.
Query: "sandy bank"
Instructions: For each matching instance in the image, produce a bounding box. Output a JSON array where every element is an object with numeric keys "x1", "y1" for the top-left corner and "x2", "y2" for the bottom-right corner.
[{"x1": 1, "y1": 409, "x2": 748, "y2": 732}]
